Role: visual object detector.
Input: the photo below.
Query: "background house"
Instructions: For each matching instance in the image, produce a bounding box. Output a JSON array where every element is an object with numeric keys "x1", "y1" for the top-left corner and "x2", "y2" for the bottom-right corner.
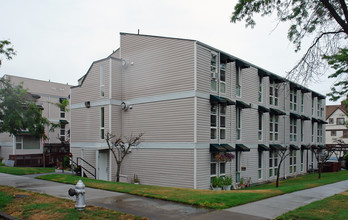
[
  {"x1": 0, "y1": 75, "x2": 71, "y2": 167},
  {"x1": 70, "y1": 33, "x2": 326, "y2": 189}
]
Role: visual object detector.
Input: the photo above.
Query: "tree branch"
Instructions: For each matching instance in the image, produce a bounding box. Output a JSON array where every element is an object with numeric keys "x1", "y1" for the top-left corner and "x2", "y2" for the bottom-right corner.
[
  {"x1": 320, "y1": 0, "x2": 348, "y2": 34},
  {"x1": 339, "y1": 0, "x2": 348, "y2": 24}
]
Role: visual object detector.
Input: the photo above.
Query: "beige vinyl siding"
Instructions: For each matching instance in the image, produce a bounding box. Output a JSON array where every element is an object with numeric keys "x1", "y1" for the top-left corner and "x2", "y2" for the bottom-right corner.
[
  {"x1": 110, "y1": 49, "x2": 120, "y2": 59},
  {"x1": 0, "y1": 145, "x2": 13, "y2": 161},
  {"x1": 71, "y1": 59, "x2": 110, "y2": 104},
  {"x1": 121, "y1": 148, "x2": 194, "y2": 188},
  {"x1": 123, "y1": 98, "x2": 194, "y2": 142},
  {"x1": 196, "y1": 98, "x2": 210, "y2": 143},
  {"x1": 238, "y1": 108, "x2": 258, "y2": 145},
  {"x1": 196, "y1": 148, "x2": 210, "y2": 189},
  {"x1": 71, "y1": 105, "x2": 109, "y2": 142},
  {"x1": 238, "y1": 66, "x2": 258, "y2": 104},
  {"x1": 111, "y1": 59, "x2": 122, "y2": 100},
  {"x1": 120, "y1": 34, "x2": 195, "y2": 100},
  {"x1": 82, "y1": 148, "x2": 97, "y2": 179},
  {"x1": 196, "y1": 44, "x2": 211, "y2": 93},
  {"x1": 111, "y1": 105, "x2": 122, "y2": 137}
]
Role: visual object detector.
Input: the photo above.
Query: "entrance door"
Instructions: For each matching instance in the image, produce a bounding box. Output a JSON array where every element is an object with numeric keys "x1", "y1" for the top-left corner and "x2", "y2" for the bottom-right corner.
[{"x1": 98, "y1": 151, "x2": 108, "y2": 181}]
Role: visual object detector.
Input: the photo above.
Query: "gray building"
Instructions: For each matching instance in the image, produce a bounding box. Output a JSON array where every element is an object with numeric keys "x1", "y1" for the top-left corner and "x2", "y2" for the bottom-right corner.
[
  {"x1": 70, "y1": 33, "x2": 326, "y2": 189},
  {"x1": 0, "y1": 75, "x2": 71, "y2": 166}
]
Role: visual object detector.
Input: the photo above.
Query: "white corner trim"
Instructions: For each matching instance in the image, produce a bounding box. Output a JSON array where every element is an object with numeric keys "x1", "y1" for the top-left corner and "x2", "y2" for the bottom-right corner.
[
  {"x1": 194, "y1": 148, "x2": 197, "y2": 189},
  {"x1": 194, "y1": 41, "x2": 197, "y2": 91}
]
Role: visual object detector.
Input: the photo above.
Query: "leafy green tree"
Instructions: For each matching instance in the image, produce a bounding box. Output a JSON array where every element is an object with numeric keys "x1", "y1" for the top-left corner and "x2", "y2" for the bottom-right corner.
[
  {"x1": 0, "y1": 78, "x2": 60, "y2": 139},
  {"x1": 231, "y1": 0, "x2": 348, "y2": 99},
  {"x1": 0, "y1": 40, "x2": 16, "y2": 67}
]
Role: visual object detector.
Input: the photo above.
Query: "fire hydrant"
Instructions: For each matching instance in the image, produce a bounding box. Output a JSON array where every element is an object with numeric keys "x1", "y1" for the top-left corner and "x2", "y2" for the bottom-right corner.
[{"x1": 68, "y1": 179, "x2": 86, "y2": 211}]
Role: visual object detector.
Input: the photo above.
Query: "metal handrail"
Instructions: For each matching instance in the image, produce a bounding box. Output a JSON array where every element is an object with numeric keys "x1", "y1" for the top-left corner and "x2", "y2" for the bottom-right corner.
[{"x1": 77, "y1": 157, "x2": 96, "y2": 179}]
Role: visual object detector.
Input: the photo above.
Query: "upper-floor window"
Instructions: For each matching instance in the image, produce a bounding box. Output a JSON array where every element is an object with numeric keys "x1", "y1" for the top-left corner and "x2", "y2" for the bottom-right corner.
[
  {"x1": 331, "y1": 131, "x2": 336, "y2": 136},
  {"x1": 220, "y1": 105, "x2": 226, "y2": 140},
  {"x1": 100, "y1": 64, "x2": 105, "y2": 97},
  {"x1": 211, "y1": 104, "x2": 217, "y2": 139},
  {"x1": 329, "y1": 118, "x2": 334, "y2": 124},
  {"x1": 220, "y1": 63, "x2": 226, "y2": 94},
  {"x1": 269, "y1": 82, "x2": 279, "y2": 106},
  {"x1": 312, "y1": 122, "x2": 315, "y2": 142},
  {"x1": 301, "y1": 93, "x2": 304, "y2": 112},
  {"x1": 236, "y1": 108, "x2": 241, "y2": 140},
  {"x1": 337, "y1": 118, "x2": 345, "y2": 125},
  {"x1": 100, "y1": 107, "x2": 105, "y2": 139},
  {"x1": 258, "y1": 112, "x2": 263, "y2": 141},
  {"x1": 317, "y1": 99, "x2": 321, "y2": 117},
  {"x1": 211, "y1": 52, "x2": 218, "y2": 92},
  {"x1": 290, "y1": 118, "x2": 297, "y2": 142},
  {"x1": 236, "y1": 67, "x2": 241, "y2": 97},
  {"x1": 258, "y1": 76, "x2": 262, "y2": 102},
  {"x1": 312, "y1": 97, "x2": 315, "y2": 116},
  {"x1": 59, "y1": 98, "x2": 66, "y2": 118},
  {"x1": 301, "y1": 120, "x2": 304, "y2": 142},
  {"x1": 290, "y1": 89, "x2": 297, "y2": 111},
  {"x1": 269, "y1": 114, "x2": 279, "y2": 141},
  {"x1": 317, "y1": 124, "x2": 322, "y2": 143},
  {"x1": 344, "y1": 130, "x2": 348, "y2": 138},
  {"x1": 60, "y1": 124, "x2": 66, "y2": 141}
]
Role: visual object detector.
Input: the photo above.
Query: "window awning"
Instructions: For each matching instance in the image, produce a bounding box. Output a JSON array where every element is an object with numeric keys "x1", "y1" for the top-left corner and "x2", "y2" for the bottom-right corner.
[
  {"x1": 270, "y1": 108, "x2": 286, "y2": 116},
  {"x1": 318, "y1": 145, "x2": 326, "y2": 149},
  {"x1": 236, "y1": 100, "x2": 251, "y2": 108},
  {"x1": 60, "y1": 120, "x2": 69, "y2": 124},
  {"x1": 258, "y1": 144, "x2": 270, "y2": 151},
  {"x1": 258, "y1": 105, "x2": 270, "y2": 113},
  {"x1": 301, "y1": 145, "x2": 310, "y2": 150},
  {"x1": 311, "y1": 145, "x2": 319, "y2": 149},
  {"x1": 318, "y1": 119, "x2": 328, "y2": 124},
  {"x1": 210, "y1": 95, "x2": 235, "y2": 105},
  {"x1": 311, "y1": 117, "x2": 320, "y2": 123},
  {"x1": 269, "y1": 74, "x2": 286, "y2": 83},
  {"x1": 221, "y1": 144, "x2": 235, "y2": 152},
  {"x1": 301, "y1": 115, "x2": 311, "y2": 120},
  {"x1": 270, "y1": 144, "x2": 286, "y2": 151},
  {"x1": 220, "y1": 53, "x2": 235, "y2": 63},
  {"x1": 290, "y1": 112, "x2": 302, "y2": 119},
  {"x1": 258, "y1": 69, "x2": 271, "y2": 77},
  {"x1": 210, "y1": 144, "x2": 226, "y2": 152},
  {"x1": 236, "y1": 59, "x2": 250, "y2": 69},
  {"x1": 312, "y1": 92, "x2": 326, "y2": 99},
  {"x1": 290, "y1": 145, "x2": 300, "y2": 150},
  {"x1": 236, "y1": 144, "x2": 250, "y2": 151}
]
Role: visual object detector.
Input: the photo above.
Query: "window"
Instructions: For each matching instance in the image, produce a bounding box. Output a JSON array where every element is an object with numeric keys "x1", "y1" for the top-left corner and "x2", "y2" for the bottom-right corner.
[
  {"x1": 60, "y1": 124, "x2": 66, "y2": 141},
  {"x1": 329, "y1": 118, "x2": 334, "y2": 124},
  {"x1": 290, "y1": 89, "x2": 297, "y2": 111},
  {"x1": 301, "y1": 149, "x2": 304, "y2": 172},
  {"x1": 220, "y1": 105, "x2": 226, "y2": 140},
  {"x1": 312, "y1": 98, "x2": 315, "y2": 116},
  {"x1": 211, "y1": 52, "x2": 218, "y2": 91},
  {"x1": 236, "y1": 151, "x2": 241, "y2": 182},
  {"x1": 269, "y1": 115, "x2": 279, "y2": 141},
  {"x1": 100, "y1": 64, "x2": 105, "y2": 97},
  {"x1": 59, "y1": 98, "x2": 66, "y2": 118},
  {"x1": 290, "y1": 118, "x2": 297, "y2": 142},
  {"x1": 220, "y1": 63, "x2": 226, "y2": 93},
  {"x1": 16, "y1": 136, "x2": 40, "y2": 150},
  {"x1": 289, "y1": 150, "x2": 297, "y2": 173},
  {"x1": 317, "y1": 99, "x2": 321, "y2": 117},
  {"x1": 312, "y1": 122, "x2": 315, "y2": 142},
  {"x1": 269, "y1": 151, "x2": 278, "y2": 177},
  {"x1": 301, "y1": 93, "x2": 304, "y2": 112},
  {"x1": 301, "y1": 120, "x2": 304, "y2": 142},
  {"x1": 337, "y1": 118, "x2": 345, "y2": 125},
  {"x1": 258, "y1": 151, "x2": 262, "y2": 179},
  {"x1": 236, "y1": 67, "x2": 241, "y2": 97},
  {"x1": 100, "y1": 107, "x2": 105, "y2": 139},
  {"x1": 311, "y1": 150, "x2": 314, "y2": 168},
  {"x1": 211, "y1": 104, "x2": 217, "y2": 139},
  {"x1": 258, "y1": 112, "x2": 263, "y2": 140},
  {"x1": 344, "y1": 130, "x2": 348, "y2": 138},
  {"x1": 331, "y1": 131, "x2": 337, "y2": 136},
  {"x1": 236, "y1": 108, "x2": 241, "y2": 140},
  {"x1": 210, "y1": 154, "x2": 217, "y2": 178},
  {"x1": 269, "y1": 82, "x2": 278, "y2": 106},
  {"x1": 317, "y1": 124, "x2": 323, "y2": 143},
  {"x1": 258, "y1": 76, "x2": 262, "y2": 102},
  {"x1": 220, "y1": 163, "x2": 226, "y2": 175}
]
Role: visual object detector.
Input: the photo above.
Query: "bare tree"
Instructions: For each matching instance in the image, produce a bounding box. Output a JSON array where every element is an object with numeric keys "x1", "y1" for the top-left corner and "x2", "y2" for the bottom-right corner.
[
  {"x1": 312, "y1": 146, "x2": 335, "y2": 179},
  {"x1": 275, "y1": 146, "x2": 290, "y2": 188},
  {"x1": 105, "y1": 132, "x2": 143, "y2": 182}
]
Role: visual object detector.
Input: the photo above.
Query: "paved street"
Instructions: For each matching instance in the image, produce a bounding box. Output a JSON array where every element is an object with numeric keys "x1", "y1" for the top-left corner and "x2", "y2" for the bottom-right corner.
[{"x1": 1, "y1": 173, "x2": 347, "y2": 219}]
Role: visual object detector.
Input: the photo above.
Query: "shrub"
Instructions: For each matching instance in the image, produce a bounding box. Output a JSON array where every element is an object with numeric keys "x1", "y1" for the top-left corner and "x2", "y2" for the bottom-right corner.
[{"x1": 222, "y1": 176, "x2": 232, "y2": 185}]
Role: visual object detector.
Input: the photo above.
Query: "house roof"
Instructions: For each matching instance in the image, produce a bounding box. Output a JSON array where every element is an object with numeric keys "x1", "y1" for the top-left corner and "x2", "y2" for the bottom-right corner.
[{"x1": 326, "y1": 103, "x2": 348, "y2": 119}]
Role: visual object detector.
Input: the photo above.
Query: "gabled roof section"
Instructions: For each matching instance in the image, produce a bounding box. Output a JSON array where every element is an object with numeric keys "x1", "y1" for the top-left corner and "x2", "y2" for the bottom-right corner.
[{"x1": 326, "y1": 103, "x2": 348, "y2": 119}]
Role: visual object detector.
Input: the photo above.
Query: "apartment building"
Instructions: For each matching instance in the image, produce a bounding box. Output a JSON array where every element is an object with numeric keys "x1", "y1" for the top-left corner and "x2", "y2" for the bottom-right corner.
[
  {"x1": 0, "y1": 75, "x2": 71, "y2": 166},
  {"x1": 70, "y1": 33, "x2": 326, "y2": 189}
]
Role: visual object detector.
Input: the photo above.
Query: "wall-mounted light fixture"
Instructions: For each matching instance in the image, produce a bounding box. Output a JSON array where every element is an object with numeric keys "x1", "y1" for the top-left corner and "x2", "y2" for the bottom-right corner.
[{"x1": 84, "y1": 101, "x2": 90, "y2": 108}]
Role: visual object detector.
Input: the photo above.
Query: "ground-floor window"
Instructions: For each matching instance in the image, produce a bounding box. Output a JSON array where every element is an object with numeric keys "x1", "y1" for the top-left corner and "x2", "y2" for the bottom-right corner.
[
  {"x1": 236, "y1": 151, "x2": 241, "y2": 182},
  {"x1": 311, "y1": 150, "x2": 314, "y2": 169},
  {"x1": 301, "y1": 150, "x2": 304, "y2": 171},
  {"x1": 15, "y1": 135, "x2": 40, "y2": 150},
  {"x1": 258, "y1": 151, "x2": 262, "y2": 179},
  {"x1": 289, "y1": 150, "x2": 297, "y2": 173},
  {"x1": 269, "y1": 150, "x2": 278, "y2": 177},
  {"x1": 210, "y1": 154, "x2": 226, "y2": 181}
]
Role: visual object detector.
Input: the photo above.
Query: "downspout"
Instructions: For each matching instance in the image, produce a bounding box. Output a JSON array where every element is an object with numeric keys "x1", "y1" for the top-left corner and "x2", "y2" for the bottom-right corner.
[{"x1": 283, "y1": 83, "x2": 287, "y2": 179}]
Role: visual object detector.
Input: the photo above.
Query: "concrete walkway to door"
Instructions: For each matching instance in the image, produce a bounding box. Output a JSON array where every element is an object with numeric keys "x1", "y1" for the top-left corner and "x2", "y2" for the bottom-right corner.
[{"x1": 0, "y1": 172, "x2": 347, "y2": 219}]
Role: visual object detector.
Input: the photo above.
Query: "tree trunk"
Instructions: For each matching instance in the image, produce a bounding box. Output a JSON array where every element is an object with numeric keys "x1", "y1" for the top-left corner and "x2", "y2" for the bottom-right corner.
[
  {"x1": 276, "y1": 164, "x2": 281, "y2": 188},
  {"x1": 116, "y1": 162, "x2": 121, "y2": 182},
  {"x1": 318, "y1": 163, "x2": 322, "y2": 179}
]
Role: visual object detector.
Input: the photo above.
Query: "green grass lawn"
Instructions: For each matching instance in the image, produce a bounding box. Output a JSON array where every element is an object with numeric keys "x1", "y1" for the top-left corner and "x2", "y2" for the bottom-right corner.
[
  {"x1": 276, "y1": 190, "x2": 348, "y2": 220},
  {"x1": 0, "y1": 185, "x2": 146, "y2": 220},
  {"x1": 37, "y1": 170, "x2": 348, "y2": 209},
  {"x1": 0, "y1": 166, "x2": 55, "y2": 175}
]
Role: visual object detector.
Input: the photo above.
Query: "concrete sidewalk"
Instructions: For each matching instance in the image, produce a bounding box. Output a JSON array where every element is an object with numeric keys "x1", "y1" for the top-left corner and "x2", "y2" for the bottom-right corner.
[{"x1": 0, "y1": 173, "x2": 347, "y2": 220}]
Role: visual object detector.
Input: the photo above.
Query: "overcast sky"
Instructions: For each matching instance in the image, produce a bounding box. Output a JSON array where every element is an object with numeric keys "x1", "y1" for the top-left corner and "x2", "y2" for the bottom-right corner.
[{"x1": 0, "y1": 0, "x2": 342, "y2": 105}]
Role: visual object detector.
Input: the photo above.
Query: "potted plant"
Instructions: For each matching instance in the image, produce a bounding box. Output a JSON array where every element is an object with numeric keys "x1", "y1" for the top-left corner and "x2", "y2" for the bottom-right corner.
[
  {"x1": 222, "y1": 176, "x2": 232, "y2": 190},
  {"x1": 211, "y1": 176, "x2": 221, "y2": 190},
  {"x1": 133, "y1": 174, "x2": 140, "y2": 184},
  {"x1": 239, "y1": 178, "x2": 245, "y2": 189}
]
